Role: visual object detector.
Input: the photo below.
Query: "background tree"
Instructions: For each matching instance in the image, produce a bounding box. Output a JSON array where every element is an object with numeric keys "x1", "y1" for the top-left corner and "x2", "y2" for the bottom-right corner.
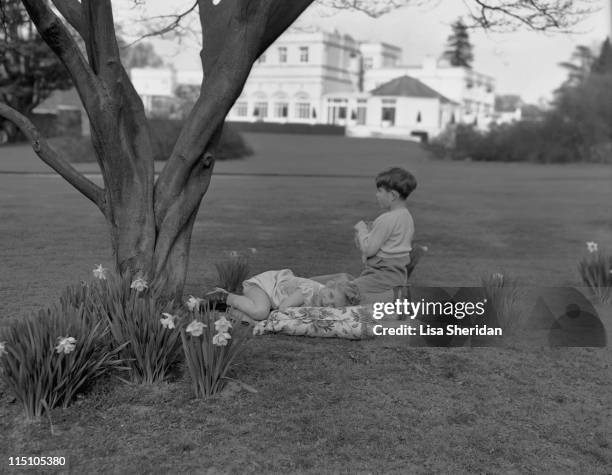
[
  {"x1": 120, "y1": 41, "x2": 164, "y2": 69},
  {"x1": 558, "y1": 44, "x2": 595, "y2": 87},
  {"x1": 0, "y1": 0, "x2": 599, "y2": 297},
  {"x1": 0, "y1": 0, "x2": 72, "y2": 141},
  {"x1": 0, "y1": 0, "x2": 72, "y2": 113},
  {"x1": 591, "y1": 37, "x2": 612, "y2": 74},
  {"x1": 442, "y1": 18, "x2": 474, "y2": 68}
]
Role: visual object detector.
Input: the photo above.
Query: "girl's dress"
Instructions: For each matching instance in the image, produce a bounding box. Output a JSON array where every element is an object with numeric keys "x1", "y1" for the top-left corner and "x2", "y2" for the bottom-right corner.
[{"x1": 242, "y1": 269, "x2": 323, "y2": 308}]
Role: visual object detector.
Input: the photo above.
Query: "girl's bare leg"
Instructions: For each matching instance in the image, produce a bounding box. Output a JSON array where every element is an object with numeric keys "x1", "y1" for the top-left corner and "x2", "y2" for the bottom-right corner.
[{"x1": 226, "y1": 286, "x2": 272, "y2": 321}]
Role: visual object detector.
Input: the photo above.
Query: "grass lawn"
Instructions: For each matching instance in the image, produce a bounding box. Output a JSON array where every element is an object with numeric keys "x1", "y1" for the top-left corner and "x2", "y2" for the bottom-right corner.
[{"x1": 1, "y1": 133, "x2": 611, "y2": 473}]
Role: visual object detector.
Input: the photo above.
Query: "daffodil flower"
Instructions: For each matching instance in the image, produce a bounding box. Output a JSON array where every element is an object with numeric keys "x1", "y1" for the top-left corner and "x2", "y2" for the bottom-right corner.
[
  {"x1": 186, "y1": 321, "x2": 206, "y2": 337},
  {"x1": 130, "y1": 276, "x2": 148, "y2": 292},
  {"x1": 55, "y1": 336, "x2": 77, "y2": 354},
  {"x1": 0, "y1": 341, "x2": 7, "y2": 358},
  {"x1": 214, "y1": 316, "x2": 232, "y2": 333},
  {"x1": 249, "y1": 248, "x2": 257, "y2": 254},
  {"x1": 212, "y1": 332, "x2": 231, "y2": 346},
  {"x1": 492, "y1": 272, "x2": 504, "y2": 282},
  {"x1": 586, "y1": 241, "x2": 598, "y2": 253},
  {"x1": 160, "y1": 313, "x2": 177, "y2": 330},
  {"x1": 93, "y1": 264, "x2": 108, "y2": 280},
  {"x1": 186, "y1": 295, "x2": 202, "y2": 312},
  {"x1": 229, "y1": 250, "x2": 239, "y2": 258}
]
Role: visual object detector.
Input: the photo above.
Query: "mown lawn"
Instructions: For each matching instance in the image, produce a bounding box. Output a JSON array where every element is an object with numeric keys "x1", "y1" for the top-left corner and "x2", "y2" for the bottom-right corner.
[{"x1": 1, "y1": 133, "x2": 611, "y2": 473}]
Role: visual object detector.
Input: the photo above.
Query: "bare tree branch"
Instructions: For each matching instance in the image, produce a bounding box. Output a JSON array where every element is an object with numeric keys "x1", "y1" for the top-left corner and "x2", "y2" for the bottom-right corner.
[
  {"x1": 50, "y1": 0, "x2": 84, "y2": 37},
  {"x1": 319, "y1": 0, "x2": 597, "y2": 31},
  {"x1": 124, "y1": 1, "x2": 199, "y2": 45},
  {"x1": 0, "y1": 102, "x2": 105, "y2": 209},
  {"x1": 21, "y1": 0, "x2": 101, "y2": 113},
  {"x1": 82, "y1": 0, "x2": 122, "y2": 79},
  {"x1": 154, "y1": 0, "x2": 315, "y2": 228}
]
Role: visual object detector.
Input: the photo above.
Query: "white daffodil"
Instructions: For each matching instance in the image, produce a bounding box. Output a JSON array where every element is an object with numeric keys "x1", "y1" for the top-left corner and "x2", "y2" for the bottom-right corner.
[
  {"x1": 186, "y1": 320, "x2": 206, "y2": 337},
  {"x1": 229, "y1": 250, "x2": 239, "y2": 258},
  {"x1": 249, "y1": 248, "x2": 257, "y2": 254},
  {"x1": 130, "y1": 276, "x2": 148, "y2": 292},
  {"x1": 214, "y1": 315, "x2": 232, "y2": 333},
  {"x1": 586, "y1": 241, "x2": 598, "y2": 253},
  {"x1": 92, "y1": 264, "x2": 108, "y2": 280},
  {"x1": 492, "y1": 272, "x2": 504, "y2": 282},
  {"x1": 212, "y1": 332, "x2": 231, "y2": 346},
  {"x1": 160, "y1": 313, "x2": 177, "y2": 330},
  {"x1": 186, "y1": 295, "x2": 202, "y2": 312},
  {"x1": 55, "y1": 336, "x2": 77, "y2": 355},
  {"x1": 0, "y1": 341, "x2": 7, "y2": 358}
]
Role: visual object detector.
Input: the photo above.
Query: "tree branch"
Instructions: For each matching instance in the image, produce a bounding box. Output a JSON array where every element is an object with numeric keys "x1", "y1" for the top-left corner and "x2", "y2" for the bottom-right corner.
[
  {"x1": 124, "y1": 1, "x2": 199, "y2": 45},
  {"x1": 50, "y1": 0, "x2": 84, "y2": 37},
  {"x1": 154, "y1": 0, "x2": 314, "y2": 224},
  {"x1": 0, "y1": 102, "x2": 105, "y2": 210},
  {"x1": 21, "y1": 0, "x2": 101, "y2": 113},
  {"x1": 82, "y1": 0, "x2": 122, "y2": 80}
]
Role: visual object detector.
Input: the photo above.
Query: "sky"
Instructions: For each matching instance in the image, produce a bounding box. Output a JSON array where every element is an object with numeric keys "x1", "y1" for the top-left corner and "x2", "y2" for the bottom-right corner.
[{"x1": 116, "y1": 0, "x2": 611, "y2": 104}]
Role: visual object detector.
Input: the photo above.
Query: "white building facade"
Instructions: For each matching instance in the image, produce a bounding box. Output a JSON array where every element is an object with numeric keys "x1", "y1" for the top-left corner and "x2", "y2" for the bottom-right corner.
[
  {"x1": 129, "y1": 27, "x2": 497, "y2": 139},
  {"x1": 227, "y1": 28, "x2": 362, "y2": 125}
]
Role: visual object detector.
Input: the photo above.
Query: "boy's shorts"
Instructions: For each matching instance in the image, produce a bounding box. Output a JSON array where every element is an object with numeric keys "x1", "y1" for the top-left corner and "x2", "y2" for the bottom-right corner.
[{"x1": 352, "y1": 255, "x2": 410, "y2": 304}]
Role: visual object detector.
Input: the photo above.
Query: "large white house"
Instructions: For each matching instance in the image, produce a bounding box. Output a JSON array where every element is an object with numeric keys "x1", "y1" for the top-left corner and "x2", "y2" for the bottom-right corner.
[{"x1": 130, "y1": 26, "x2": 496, "y2": 140}]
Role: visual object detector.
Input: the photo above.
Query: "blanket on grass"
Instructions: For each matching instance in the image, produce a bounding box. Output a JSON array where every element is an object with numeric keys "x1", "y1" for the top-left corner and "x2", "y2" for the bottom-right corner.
[{"x1": 252, "y1": 305, "x2": 377, "y2": 340}]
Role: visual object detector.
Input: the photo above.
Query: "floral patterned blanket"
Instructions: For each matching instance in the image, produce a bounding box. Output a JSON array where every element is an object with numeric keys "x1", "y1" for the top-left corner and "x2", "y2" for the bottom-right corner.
[{"x1": 252, "y1": 305, "x2": 376, "y2": 340}]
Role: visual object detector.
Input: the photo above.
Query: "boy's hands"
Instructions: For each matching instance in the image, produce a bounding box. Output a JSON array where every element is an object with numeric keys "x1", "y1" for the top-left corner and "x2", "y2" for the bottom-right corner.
[{"x1": 354, "y1": 220, "x2": 369, "y2": 234}]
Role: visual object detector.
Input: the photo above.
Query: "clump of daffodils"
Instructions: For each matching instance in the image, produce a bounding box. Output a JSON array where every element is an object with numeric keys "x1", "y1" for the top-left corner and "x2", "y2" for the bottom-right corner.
[
  {"x1": 157, "y1": 295, "x2": 250, "y2": 397},
  {"x1": 579, "y1": 241, "x2": 612, "y2": 303}
]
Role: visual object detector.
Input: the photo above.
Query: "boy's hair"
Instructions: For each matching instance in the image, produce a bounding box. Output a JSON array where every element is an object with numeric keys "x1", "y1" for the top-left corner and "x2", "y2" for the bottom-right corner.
[
  {"x1": 375, "y1": 167, "x2": 417, "y2": 199},
  {"x1": 328, "y1": 280, "x2": 361, "y2": 306}
]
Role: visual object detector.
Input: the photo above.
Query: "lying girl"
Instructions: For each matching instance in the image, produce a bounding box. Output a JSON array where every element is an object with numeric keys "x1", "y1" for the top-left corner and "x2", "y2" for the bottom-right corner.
[{"x1": 205, "y1": 269, "x2": 361, "y2": 322}]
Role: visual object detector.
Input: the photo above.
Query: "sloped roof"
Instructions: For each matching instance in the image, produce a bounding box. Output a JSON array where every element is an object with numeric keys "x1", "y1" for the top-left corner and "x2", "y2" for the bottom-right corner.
[
  {"x1": 370, "y1": 76, "x2": 455, "y2": 103},
  {"x1": 33, "y1": 87, "x2": 83, "y2": 114}
]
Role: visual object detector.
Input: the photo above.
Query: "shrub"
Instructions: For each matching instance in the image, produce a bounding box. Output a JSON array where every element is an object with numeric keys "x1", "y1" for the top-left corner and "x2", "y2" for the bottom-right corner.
[
  {"x1": 162, "y1": 302, "x2": 251, "y2": 397},
  {"x1": 579, "y1": 242, "x2": 612, "y2": 303},
  {"x1": 51, "y1": 121, "x2": 253, "y2": 164},
  {"x1": 481, "y1": 272, "x2": 523, "y2": 335},
  {"x1": 0, "y1": 298, "x2": 125, "y2": 419},
  {"x1": 426, "y1": 118, "x2": 588, "y2": 164},
  {"x1": 148, "y1": 119, "x2": 253, "y2": 162}
]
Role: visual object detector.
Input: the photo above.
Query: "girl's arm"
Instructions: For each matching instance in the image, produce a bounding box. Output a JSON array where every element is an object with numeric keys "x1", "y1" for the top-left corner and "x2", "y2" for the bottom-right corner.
[{"x1": 278, "y1": 290, "x2": 305, "y2": 311}]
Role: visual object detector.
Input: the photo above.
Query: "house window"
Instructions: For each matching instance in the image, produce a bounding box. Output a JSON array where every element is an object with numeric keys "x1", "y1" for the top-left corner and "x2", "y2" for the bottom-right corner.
[
  {"x1": 274, "y1": 102, "x2": 288, "y2": 118},
  {"x1": 257, "y1": 53, "x2": 266, "y2": 64},
  {"x1": 278, "y1": 47, "x2": 287, "y2": 63},
  {"x1": 416, "y1": 111, "x2": 422, "y2": 123},
  {"x1": 253, "y1": 102, "x2": 268, "y2": 119},
  {"x1": 299, "y1": 46, "x2": 309, "y2": 63},
  {"x1": 234, "y1": 101, "x2": 248, "y2": 117},
  {"x1": 381, "y1": 99, "x2": 396, "y2": 125},
  {"x1": 295, "y1": 102, "x2": 311, "y2": 119}
]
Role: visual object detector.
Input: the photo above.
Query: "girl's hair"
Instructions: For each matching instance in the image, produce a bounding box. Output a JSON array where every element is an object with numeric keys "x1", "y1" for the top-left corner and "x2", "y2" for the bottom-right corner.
[
  {"x1": 327, "y1": 279, "x2": 361, "y2": 306},
  {"x1": 375, "y1": 167, "x2": 417, "y2": 199}
]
